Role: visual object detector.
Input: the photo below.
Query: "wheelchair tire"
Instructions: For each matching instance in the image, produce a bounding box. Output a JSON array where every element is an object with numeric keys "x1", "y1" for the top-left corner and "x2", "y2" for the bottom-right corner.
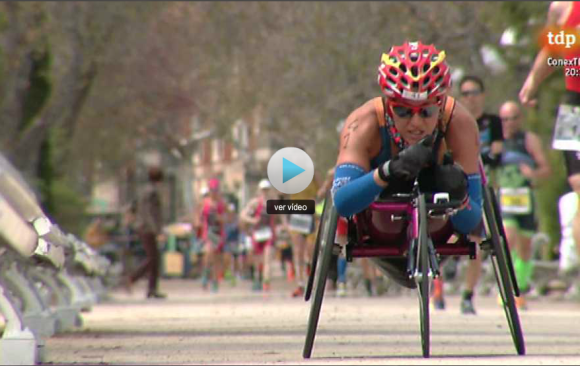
[
  {"x1": 417, "y1": 194, "x2": 430, "y2": 358},
  {"x1": 488, "y1": 186, "x2": 520, "y2": 296},
  {"x1": 483, "y1": 185, "x2": 525, "y2": 356},
  {"x1": 303, "y1": 200, "x2": 339, "y2": 359},
  {"x1": 305, "y1": 190, "x2": 330, "y2": 302}
]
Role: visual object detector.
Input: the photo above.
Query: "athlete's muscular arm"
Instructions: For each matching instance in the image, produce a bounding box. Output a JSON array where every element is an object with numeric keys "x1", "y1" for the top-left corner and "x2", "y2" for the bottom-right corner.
[
  {"x1": 445, "y1": 101, "x2": 483, "y2": 234},
  {"x1": 332, "y1": 100, "x2": 387, "y2": 217}
]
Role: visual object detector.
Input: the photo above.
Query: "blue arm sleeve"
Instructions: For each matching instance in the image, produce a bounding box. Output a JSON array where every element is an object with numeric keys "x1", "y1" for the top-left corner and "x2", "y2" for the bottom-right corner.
[
  {"x1": 332, "y1": 163, "x2": 385, "y2": 217},
  {"x1": 450, "y1": 174, "x2": 482, "y2": 234}
]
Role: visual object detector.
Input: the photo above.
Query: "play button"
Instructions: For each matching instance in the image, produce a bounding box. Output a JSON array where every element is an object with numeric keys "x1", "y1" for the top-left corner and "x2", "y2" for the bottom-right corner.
[
  {"x1": 267, "y1": 147, "x2": 314, "y2": 194},
  {"x1": 283, "y1": 158, "x2": 305, "y2": 183}
]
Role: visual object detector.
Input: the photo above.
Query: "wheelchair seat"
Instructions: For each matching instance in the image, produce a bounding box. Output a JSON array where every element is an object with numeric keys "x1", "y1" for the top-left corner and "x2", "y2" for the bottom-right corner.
[
  {"x1": 351, "y1": 192, "x2": 474, "y2": 258},
  {"x1": 348, "y1": 192, "x2": 473, "y2": 289}
]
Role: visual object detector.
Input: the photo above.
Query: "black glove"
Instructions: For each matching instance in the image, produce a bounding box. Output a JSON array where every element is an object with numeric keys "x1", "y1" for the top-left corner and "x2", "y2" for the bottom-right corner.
[{"x1": 380, "y1": 135, "x2": 434, "y2": 182}]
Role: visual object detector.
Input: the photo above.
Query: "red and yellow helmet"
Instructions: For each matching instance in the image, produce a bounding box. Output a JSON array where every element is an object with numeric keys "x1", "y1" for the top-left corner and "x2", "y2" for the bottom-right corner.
[{"x1": 378, "y1": 41, "x2": 451, "y2": 104}]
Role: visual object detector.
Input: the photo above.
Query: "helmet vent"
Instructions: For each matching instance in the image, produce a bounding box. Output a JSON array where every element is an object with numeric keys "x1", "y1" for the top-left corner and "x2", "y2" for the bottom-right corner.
[
  {"x1": 431, "y1": 54, "x2": 439, "y2": 62},
  {"x1": 410, "y1": 52, "x2": 419, "y2": 62},
  {"x1": 433, "y1": 66, "x2": 440, "y2": 75},
  {"x1": 412, "y1": 81, "x2": 419, "y2": 91},
  {"x1": 389, "y1": 68, "x2": 398, "y2": 76},
  {"x1": 411, "y1": 66, "x2": 418, "y2": 78},
  {"x1": 399, "y1": 64, "x2": 407, "y2": 73},
  {"x1": 423, "y1": 63, "x2": 431, "y2": 73},
  {"x1": 424, "y1": 76, "x2": 430, "y2": 85}
]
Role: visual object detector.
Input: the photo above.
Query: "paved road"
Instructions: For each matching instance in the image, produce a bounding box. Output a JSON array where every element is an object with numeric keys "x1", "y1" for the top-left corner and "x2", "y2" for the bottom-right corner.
[{"x1": 42, "y1": 277, "x2": 580, "y2": 365}]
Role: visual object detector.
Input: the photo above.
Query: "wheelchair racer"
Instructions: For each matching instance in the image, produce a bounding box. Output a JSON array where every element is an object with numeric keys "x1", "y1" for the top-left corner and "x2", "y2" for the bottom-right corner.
[{"x1": 331, "y1": 41, "x2": 483, "y2": 288}]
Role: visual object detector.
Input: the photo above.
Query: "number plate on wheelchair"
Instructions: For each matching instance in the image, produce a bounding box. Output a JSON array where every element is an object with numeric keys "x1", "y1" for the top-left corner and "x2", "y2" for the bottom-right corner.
[{"x1": 499, "y1": 187, "x2": 531, "y2": 214}]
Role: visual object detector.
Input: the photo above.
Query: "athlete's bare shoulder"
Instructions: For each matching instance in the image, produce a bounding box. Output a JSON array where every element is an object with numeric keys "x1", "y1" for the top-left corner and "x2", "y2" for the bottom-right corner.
[{"x1": 337, "y1": 98, "x2": 383, "y2": 170}]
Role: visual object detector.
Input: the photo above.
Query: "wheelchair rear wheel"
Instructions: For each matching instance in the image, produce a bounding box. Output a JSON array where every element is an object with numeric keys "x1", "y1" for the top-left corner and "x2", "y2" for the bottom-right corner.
[
  {"x1": 417, "y1": 194, "x2": 430, "y2": 358},
  {"x1": 305, "y1": 190, "x2": 330, "y2": 302},
  {"x1": 303, "y1": 198, "x2": 339, "y2": 359},
  {"x1": 483, "y1": 185, "x2": 525, "y2": 355},
  {"x1": 488, "y1": 186, "x2": 520, "y2": 296}
]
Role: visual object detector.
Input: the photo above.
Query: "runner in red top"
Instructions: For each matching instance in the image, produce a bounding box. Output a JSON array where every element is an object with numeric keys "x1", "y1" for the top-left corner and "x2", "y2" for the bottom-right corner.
[
  {"x1": 200, "y1": 178, "x2": 226, "y2": 292},
  {"x1": 519, "y1": 2, "x2": 580, "y2": 274},
  {"x1": 241, "y1": 179, "x2": 278, "y2": 292}
]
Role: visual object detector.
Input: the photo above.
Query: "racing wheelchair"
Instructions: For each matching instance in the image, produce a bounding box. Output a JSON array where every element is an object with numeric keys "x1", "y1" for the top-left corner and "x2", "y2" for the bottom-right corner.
[{"x1": 303, "y1": 162, "x2": 525, "y2": 358}]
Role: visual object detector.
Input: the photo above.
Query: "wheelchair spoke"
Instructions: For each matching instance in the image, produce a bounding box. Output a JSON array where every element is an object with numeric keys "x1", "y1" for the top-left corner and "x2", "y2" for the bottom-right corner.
[{"x1": 417, "y1": 194, "x2": 430, "y2": 358}]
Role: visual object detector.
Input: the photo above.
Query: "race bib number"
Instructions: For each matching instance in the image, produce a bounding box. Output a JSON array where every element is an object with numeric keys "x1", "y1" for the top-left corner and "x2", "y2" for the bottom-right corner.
[
  {"x1": 552, "y1": 104, "x2": 580, "y2": 151},
  {"x1": 253, "y1": 226, "x2": 273, "y2": 242},
  {"x1": 288, "y1": 214, "x2": 314, "y2": 234},
  {"x1": 499, "y1": 187, "x2": 532, "y2": 214}
]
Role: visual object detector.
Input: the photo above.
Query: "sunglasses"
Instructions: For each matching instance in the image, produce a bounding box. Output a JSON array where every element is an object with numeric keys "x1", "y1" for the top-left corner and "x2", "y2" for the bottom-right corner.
[
  {"x1": 390, "y1": 102, "x2": 440, "y2": 119},
  {"x1": 460, "y1": 90, "x2": 482, "y2": 97}
]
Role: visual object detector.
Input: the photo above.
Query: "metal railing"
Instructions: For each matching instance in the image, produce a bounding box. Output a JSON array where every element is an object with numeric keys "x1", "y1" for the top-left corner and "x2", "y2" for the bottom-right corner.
[{"x1": 0, "y1": 153, "x2": 119, "y2": 365}]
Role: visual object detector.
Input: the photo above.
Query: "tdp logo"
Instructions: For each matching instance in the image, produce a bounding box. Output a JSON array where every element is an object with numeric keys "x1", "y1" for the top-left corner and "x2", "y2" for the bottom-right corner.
[{"x1": 547, "y1": 30, "x2": 577, "y2": 49}]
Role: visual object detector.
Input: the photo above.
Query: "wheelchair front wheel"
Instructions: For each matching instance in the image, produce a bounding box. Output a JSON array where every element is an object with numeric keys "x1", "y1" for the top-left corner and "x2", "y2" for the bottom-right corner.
[
  {"x1": 483, "y1": 185, "x2": 525, "y2": 355},
  {"x1": 417, "y1": 193, "x2": 430, "y2": 358},
  {"x1": 303, "y1": 199, "x2": 339, "y2": 359},
  {"x1": 305, "y1": 190, "x2": 330, "y2": 302}
]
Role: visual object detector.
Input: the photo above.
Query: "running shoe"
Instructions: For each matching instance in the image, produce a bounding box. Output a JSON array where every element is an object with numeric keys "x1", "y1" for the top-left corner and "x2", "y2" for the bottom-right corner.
[
  {"x1": 291, "y1": 286, "x2": 304, "y2": 298},
  {"x1": 460, "y1": 297, "x2": 476, "y2": 315},
  {"x1": 432, "y1": 296, "x2": 445, "y2": 310},
  {"x1": 337, "y1": 282, "x2": 347, "y2": 297}
]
